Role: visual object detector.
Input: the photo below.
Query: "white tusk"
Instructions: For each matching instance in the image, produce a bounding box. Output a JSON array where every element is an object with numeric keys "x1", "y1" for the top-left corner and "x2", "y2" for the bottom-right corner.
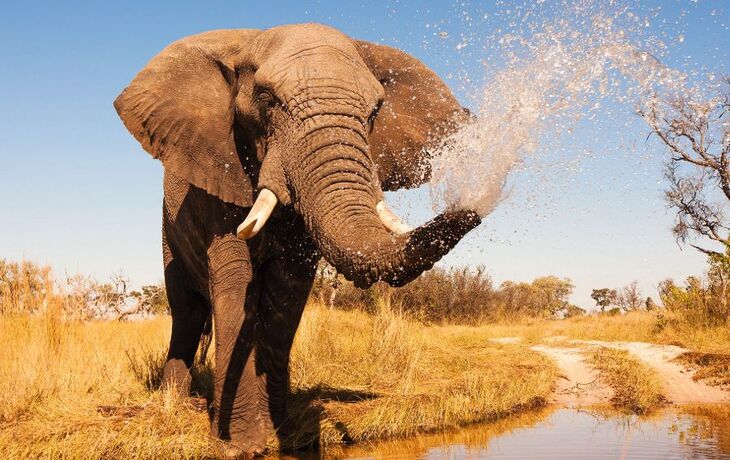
[
  {"x1": 237, "y1": 189, "x2": 278, "y2": 240},
  {"x1": 376, "y1": 200, "x2": 413, "y2": 234}
]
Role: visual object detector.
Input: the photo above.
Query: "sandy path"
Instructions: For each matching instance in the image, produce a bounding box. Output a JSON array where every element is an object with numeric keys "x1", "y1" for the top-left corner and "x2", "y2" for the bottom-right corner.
[
  {"x1": 522, "y1": 339, "x2": 730, "y2": 405},
  {"x1": 574, "y1": 340, "x2": 729, "y2": 404},
  {"x1": 530, "y1": 345, "x2": 613, "y2": 406}
]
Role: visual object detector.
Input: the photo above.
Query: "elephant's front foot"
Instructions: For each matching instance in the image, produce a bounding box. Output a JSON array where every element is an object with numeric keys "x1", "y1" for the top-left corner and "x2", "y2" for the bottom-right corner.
[
  {"x1": 211, "y1": 439, "x2": 267, "y2": 459},
  {"x1": 209, "y1": 403, "x2": 279, "y2": 458},
  {"x1": 209, "y1": 424, "x2": 276, "y2": 459}
]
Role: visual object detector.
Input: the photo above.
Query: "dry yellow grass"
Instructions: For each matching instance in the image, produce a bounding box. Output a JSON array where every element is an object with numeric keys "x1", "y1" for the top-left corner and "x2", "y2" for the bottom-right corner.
[
  {"x1": 0, "y1": 307, "x2": 213, "y2": 459},
  {"x1": 587, "y1": 347, "x2": 667, "y2": 414},
  {"x1": 0, "y1": 302, "x2": 558, "y2": 458}
]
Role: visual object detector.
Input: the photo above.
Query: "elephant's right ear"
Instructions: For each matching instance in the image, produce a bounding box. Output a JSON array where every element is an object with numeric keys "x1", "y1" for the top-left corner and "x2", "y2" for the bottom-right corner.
[
  {"x1": 114, "y1": 30, "x2": 259, "y2": 208},
  {"x1": 354, "y1": 40, "x2": 470, "y2": 192}
]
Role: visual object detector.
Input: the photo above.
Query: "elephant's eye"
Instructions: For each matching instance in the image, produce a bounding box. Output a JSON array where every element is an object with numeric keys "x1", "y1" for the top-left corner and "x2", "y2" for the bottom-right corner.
[{"x1": 256, "y1": 90, "x2": 275, "y2": 108}]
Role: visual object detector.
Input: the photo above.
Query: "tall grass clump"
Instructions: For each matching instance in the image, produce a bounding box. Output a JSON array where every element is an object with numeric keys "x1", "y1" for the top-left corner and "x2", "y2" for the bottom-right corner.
[
  {"x1": 587, "y1": 347, "x2": 667, "y2": 414},
  {"x1": 0, "y1": 310, "x2": 215, "y2": 459},
  {"x1": 288, "y1": 300, "x2": 559, "y2": 448},
  {"x1": 675, "y1": 351, "x2": 730, "y2": 388}
]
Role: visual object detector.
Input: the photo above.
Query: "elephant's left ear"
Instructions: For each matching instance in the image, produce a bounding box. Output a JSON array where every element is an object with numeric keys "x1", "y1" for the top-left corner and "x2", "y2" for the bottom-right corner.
[
  {"x1": 114, "y1": 30, "x2": 259, "y2": 208},
  {"x1": 355, "y1": 40, "x2": 470, "y2": 191}
]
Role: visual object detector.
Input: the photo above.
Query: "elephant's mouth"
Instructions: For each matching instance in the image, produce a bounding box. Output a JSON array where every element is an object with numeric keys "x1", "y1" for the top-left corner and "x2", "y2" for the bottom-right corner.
[{"x1": 238, "y1": 192, "x2": 410, "y2": 240}]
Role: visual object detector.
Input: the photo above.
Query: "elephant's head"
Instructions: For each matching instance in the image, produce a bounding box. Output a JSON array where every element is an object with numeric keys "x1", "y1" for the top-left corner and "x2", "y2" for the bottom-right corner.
[{"x1": 115, "y1": 24, "x2": 480, "y2": 288}]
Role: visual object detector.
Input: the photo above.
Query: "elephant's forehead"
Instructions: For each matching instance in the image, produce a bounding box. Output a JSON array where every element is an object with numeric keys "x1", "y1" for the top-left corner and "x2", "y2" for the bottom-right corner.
[
  {"x1": 254, "y1": 24, "x2": 379, "y2": 94},
  {"x1": 263, "y1": 23, "x2": 355, "y2": 53}
]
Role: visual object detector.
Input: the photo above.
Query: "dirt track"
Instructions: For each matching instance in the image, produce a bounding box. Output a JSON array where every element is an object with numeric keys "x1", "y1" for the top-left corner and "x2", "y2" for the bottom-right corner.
[
  {"x1": 530, "y1": 345, "x2": 613, "y2": 406},
  {"x1": 522, "y1": 340, "x2": 730, "y2": 405}
]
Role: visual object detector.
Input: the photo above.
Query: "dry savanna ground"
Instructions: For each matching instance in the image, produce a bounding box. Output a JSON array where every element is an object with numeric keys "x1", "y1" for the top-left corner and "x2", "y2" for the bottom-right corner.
[{"x1": 1, "y1": 296, "x2": 729, "y2": 458}]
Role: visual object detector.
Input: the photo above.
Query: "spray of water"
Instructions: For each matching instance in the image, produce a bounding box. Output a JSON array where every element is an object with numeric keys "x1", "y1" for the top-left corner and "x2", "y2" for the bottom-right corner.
[{"x1": 428, "y1": 1, "x2": 697, "y2": 217}]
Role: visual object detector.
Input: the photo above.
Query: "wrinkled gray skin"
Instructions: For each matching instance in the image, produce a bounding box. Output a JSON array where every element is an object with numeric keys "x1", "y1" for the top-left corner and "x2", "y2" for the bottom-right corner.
[{"x1": 115, "y1": 23, "x2": 480, "y2": 456}]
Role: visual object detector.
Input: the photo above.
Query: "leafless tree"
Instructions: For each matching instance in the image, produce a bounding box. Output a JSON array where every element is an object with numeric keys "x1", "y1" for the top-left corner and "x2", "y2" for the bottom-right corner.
[
  {"x1": 640, "y1": 77, "x2": 730, "y2": 319},
  {"x1": 618, "y1": 281, "x2": 642, "y2": 311},
  {"x1": 639, "y1": 77, "x2": 730, "y2": 256},
  {"x1": 640, "y1": 77, "x2": 729, "y2": 317}
]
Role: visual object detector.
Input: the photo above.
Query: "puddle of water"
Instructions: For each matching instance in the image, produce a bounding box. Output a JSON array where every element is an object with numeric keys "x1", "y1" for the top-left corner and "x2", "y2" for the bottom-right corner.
[{"x1": 334, "y1": 405, "x2": 730, "y2": 459}]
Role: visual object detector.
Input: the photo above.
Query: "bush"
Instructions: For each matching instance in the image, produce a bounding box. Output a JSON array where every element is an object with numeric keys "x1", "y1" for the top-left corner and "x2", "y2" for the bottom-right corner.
[
  {"x1": 659, "y1": 273, "x2": 730, "y2": 327},
  {"x1": 494, "y1": 276, "x2": 574, "y2": 320},
  {"x1": 130, "y1": 284, "x2": 170, "y2": 316},
  {"x1": 0, "y1": 259, "x2": 54, "y2": 315}
]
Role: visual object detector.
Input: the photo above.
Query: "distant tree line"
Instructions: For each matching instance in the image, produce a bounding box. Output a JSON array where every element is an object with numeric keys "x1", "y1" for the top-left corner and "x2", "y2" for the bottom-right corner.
[
  {"x1": 0, "y1": 259, "x2": 168, "y2": 319},
  {"x1": 310, "y1": 262, "x2": 582, "y2": 324}
]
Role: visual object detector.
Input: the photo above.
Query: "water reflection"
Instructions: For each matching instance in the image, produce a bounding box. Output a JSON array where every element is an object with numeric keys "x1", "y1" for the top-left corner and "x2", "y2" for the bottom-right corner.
[{"x1": 335, "y1": 405, "x2": 730, "y2": 459}]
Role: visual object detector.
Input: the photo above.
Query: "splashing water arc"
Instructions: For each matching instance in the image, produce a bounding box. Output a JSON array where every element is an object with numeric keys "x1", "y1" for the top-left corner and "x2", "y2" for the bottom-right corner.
[{"x1": 428, "y1": 1, "x2": 695, "y2": 218}]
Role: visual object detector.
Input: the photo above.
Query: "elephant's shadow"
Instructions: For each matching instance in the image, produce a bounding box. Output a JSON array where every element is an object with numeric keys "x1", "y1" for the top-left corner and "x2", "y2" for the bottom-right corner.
[
  {"x1": 279, "y1": 385, "x2": 380, "y2": 452},
  {"x1": 192, "y1": 366, "x2": 378, "y2": 453},
  {"x1": 124, "y1": 348, "x2": 378, "y2": 453},
  {"x1": 184, "y1": 359, "x2": 378, "y2": 452}
]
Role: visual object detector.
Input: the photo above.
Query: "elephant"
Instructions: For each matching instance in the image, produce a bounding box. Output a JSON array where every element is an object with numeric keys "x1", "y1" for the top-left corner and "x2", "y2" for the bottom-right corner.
[{"x1": 114, "y1": 23, "x2": 481, "y2": 456}]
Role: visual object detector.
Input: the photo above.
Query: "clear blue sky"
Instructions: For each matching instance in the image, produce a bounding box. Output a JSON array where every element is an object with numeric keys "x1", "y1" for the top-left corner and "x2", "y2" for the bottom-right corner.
[{"x1": 1, "y1": 1, "x2": 728, "y2": 308}]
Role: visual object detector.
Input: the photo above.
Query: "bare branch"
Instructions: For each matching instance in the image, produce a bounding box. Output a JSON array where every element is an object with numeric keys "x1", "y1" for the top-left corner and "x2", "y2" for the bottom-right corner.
[{"x1": 645, "y1": 79, "x2": 730, "y2": 254}]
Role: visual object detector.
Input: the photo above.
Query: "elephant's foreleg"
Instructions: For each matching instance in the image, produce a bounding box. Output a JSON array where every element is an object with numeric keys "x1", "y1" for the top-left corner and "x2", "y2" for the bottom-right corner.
[
  {"x1": 162, "y1": 256, "x2": 210, "y2": 396},
  {"x1": 207, "y1": 234, "x2": 271, "y2": 454},
  {"x1": 254, "y1": 246, "x2": 318, "y2": 432}
]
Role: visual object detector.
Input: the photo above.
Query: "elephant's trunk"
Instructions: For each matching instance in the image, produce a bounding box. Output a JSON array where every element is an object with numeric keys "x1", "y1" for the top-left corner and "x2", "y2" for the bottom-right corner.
[{"x1": 293, "y1": 120, "x2": 480, "y2": 289}]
